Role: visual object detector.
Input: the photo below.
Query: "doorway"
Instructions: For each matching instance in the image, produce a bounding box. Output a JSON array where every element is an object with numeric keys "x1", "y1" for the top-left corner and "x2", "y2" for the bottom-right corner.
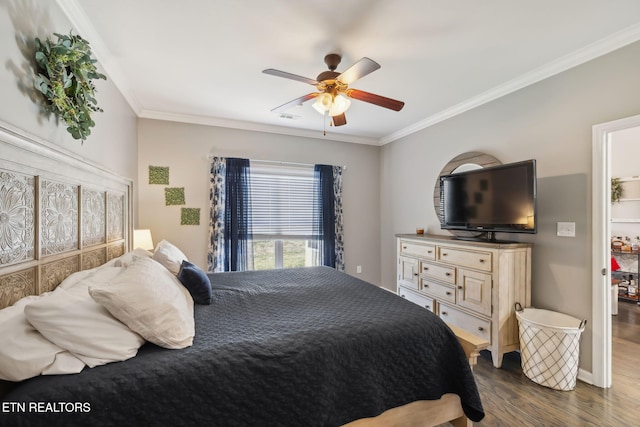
[{"x1": 592, "y1": 113, "x2": 640, "y2": 388}]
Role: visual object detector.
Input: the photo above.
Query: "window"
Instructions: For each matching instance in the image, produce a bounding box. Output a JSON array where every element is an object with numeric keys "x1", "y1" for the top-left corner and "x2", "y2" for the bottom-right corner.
[
  {"x1": 249, "y1": 163, "x2": 317, "y2": 269},
  {"x1": 209, "y1": 157, "x2": 343, "y2": 273}
]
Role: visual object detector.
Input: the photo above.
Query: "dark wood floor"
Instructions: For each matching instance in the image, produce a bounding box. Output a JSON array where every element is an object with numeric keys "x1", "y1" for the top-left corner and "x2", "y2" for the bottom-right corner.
[{"x1": 471, "y1": 301, "x2": 640, "y2": 426}]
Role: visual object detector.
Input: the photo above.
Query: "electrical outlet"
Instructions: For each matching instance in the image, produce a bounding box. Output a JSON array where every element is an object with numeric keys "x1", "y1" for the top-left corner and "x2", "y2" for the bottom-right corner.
[{"x1": 356, "y1": 265, "x2": 362, "y2": 274}]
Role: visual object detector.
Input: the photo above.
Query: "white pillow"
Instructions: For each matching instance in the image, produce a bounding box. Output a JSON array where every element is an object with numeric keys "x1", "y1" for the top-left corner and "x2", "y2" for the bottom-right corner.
[
  {"x1": 0, "y1": 295, "x2": 85, "y2": 381},
  {"x1": 25, "y1": 287, "x2": 145, "y2": 368},
  {"x1": 89, "y1": 257, "x2": 194, "y2": 349},
  {"x1": 152, "y1": 239, "x2": 188, "y2": 275},
  {"x1": 60, "y1": 266, "x2": 125, "y2": 295},
  {"x1": 57, "y1": 248, "x2": 153, "y2": 287},
  {"x1": 57, "y1": 269, "x2": 95, "y2": 290},
  {"x1": 113, "y1": 248, "x2": 153, "y2": 268}
]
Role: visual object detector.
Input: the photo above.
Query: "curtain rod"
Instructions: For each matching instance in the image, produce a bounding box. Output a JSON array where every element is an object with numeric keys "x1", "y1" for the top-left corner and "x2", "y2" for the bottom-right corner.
[
  {"x1": 251, "y1": 159, "x2": 312, "y2": 168},
  {"x1": 253, "y1": 159, "x2": 347, "y2": 171},
  {"x1": 208, "y1": 155, "x2": 346, "y2": 170}
]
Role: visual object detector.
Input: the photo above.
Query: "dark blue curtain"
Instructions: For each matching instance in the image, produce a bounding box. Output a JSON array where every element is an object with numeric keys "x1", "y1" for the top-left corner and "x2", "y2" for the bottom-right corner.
[
  {"x1": 223, "y1": 158, "x2": 253, "y2": 271},
  {"x1": 313, "y1": 164, "x2": 336, "y2": 268}
]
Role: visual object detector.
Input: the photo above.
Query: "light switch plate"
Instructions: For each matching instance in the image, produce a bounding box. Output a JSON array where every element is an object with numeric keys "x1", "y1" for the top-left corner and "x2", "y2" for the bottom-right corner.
[{"x1": 557, "y1": 222, "x2": 576, "y2": 237}]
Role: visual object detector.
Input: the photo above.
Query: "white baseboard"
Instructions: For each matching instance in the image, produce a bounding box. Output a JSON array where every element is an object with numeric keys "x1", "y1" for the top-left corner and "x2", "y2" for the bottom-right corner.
[{"x1": 577, "y1": 368, "x2": 594, "y2": 386}]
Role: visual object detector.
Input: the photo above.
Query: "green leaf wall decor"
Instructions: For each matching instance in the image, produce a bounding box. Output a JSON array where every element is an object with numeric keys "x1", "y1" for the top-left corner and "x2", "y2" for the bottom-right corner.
[
  {"x1": 149, "y1": 166, "x2": 169, "y2": 185},
  {"x1": 165, "y1": 187, "x2": 185, "y2": 205},
  {"x1": 34, "y1": 31, "x2": 106, "y2": 141},
  {"x1": 181, "y1": 208, "x2": 200, "y2": 225}
]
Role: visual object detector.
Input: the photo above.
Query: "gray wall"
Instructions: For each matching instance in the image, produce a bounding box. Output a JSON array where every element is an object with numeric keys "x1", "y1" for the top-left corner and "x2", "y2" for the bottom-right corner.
[
  {"x1": 380, "y1": 41, "x2": 640, "y2": 373},
  {"x1": 137, "y1": 119, "x2": 382, "y2": 285},
  {"x1": 0, "y1": 0, "x2": 137, "y2": 179}
]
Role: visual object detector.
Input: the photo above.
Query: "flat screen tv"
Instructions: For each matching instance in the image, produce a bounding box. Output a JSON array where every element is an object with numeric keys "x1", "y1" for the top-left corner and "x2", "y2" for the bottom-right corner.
[{"x1": 439, "y1": 159, "x2": 537, "y2": 240}]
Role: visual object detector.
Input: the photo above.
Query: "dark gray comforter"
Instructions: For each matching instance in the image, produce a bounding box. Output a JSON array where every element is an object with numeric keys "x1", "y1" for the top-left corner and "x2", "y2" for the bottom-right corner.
[{"x1": 1, "y1": 266, "x2": 484, "y2": 426}]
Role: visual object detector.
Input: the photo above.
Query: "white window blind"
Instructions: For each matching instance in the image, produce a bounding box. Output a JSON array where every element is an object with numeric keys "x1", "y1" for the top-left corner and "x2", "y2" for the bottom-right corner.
[{"x1": 249, "y1": 163, "x2": 315, "y2": 238}]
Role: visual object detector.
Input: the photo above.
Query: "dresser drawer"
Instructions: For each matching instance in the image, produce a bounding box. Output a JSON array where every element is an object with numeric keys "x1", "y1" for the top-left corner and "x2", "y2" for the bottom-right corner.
[
  {"x1": 438, "y1": 246, "x2": 492, "y2": 272},
  {"x1": 420, "y1": 261, "x2": 455, "y2": 284},
  {"x1": 439, "y1": 303, "x2": 491, "y2": 342},
  {"x1": 398, "y1": 286, "x2": 435, "y2": 312},
  {"x1": 421, "y1": 278, "x2": 455, "y2": 304},
  {"x1": 400, "y1": 240, "x2": 436, "y2": 260}
]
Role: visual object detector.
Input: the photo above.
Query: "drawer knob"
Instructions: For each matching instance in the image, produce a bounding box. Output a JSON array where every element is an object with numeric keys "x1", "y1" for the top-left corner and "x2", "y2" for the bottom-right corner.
[
  {"x1": 441, "y1": 311, "x2": 448, "y2": 316},
  {"x1": 446, "y1": 291, "x2": 452, "y2": 295},
  {"x1": 445, "y1": 272, "x2": 451, "y2": 276},
  {"x1": 424, "y1": 284, "x2": 430, "y2": 288},
  {"x1": 442, "y1": 252, "x2": 448, "y2": 257},
  {"x1": 413, "y1": 273, "x2": 419, "y2": 277},
  {"x1": 402, "y1": 246, "x2": 407, "y2": 249},
  {"x1": 427, "y1": 250, "x2": 433, "y2": 254},
  {"x1": 400, "y1": 294, "x2": 406, "y2": 298},
  {"x1": 458, "y1": 285, "x2": 463, "y2": 290},
  {"x1": 479, "y1": 259, "x2": 486, "y2": 263},
  {"x1": 425, "y1": 305, "x2": 431, "y2": 310},
  {"x1": 478, "y1": 327, "x2": 484, "y2": 331}
]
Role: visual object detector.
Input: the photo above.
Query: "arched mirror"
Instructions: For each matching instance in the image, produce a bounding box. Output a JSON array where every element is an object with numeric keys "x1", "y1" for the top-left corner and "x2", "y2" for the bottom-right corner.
[{"x1": 433, "y1": 152, "x2": 501, "y2": 237}]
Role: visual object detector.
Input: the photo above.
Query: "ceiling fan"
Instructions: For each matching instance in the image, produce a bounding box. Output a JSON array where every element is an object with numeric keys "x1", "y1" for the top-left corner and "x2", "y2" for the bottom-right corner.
[{"x1": 263, "y1": 54, "x2": 405, "y2": 127}]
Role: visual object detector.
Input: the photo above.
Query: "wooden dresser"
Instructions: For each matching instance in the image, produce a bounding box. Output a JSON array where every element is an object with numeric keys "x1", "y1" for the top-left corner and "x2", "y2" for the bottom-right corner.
[{"x1": 396, "y1": 234, "x2": 532, "y2": 368}]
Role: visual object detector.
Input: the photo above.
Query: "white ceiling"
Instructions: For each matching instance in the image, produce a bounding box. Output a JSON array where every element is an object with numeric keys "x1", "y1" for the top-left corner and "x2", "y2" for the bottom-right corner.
[{"x1": 59, "y1": 0, "x2": 640, "y2": 145}]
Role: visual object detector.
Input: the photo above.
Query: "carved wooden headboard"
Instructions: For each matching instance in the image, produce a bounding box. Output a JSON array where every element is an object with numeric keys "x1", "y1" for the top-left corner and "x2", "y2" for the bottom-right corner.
[{"x1": 0, "y1": 122, "x2": 133, "y2": 310}]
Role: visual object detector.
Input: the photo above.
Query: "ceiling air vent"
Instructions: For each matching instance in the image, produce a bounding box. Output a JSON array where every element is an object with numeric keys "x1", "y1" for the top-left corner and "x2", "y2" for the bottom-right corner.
[{"x1": 278, "y1": 113, "x2": 300, "y2": 120}]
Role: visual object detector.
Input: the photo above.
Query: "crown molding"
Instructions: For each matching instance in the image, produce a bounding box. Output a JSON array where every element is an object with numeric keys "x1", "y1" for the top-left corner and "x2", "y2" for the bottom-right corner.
[
  {"x1": 139, "y1": 110, "x2": 379, "y2": 145},
  {"x1": 379, "y1": 22, "x2": 640, "y2": 145}
]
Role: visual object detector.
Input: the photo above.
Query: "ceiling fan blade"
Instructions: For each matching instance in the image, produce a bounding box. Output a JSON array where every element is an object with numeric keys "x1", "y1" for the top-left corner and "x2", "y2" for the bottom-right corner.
[
  {"x1": 271, "y1": 93, "x2": 320, "y2": 113},
  {"x1": 332, "y1": 113, "x2": 347, "y2": 126},
  {"x1": 346, "y1": 89, "x2": 405, "y2": 111},
  {"x1": 263, "y1": 69, "x2": 318, "y2": 86},
  {"x1": 336, "y1": 57, "x2": 380, "y2": 85}
]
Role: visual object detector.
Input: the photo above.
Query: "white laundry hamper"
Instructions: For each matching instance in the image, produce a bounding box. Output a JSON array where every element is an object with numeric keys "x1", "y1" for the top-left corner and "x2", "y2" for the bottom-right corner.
[{"x1": 515, "y1": 303, "x2": 586, "y2": 391}]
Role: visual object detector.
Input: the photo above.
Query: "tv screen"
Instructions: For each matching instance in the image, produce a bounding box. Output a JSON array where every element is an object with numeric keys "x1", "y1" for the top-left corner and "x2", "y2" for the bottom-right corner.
[{"x1": 439, "y1": 159, "x2": 537, "y2": 235}]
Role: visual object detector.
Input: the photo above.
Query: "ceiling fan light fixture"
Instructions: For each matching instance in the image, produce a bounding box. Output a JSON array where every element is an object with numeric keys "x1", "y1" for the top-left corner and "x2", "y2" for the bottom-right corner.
[
  {"x1": 312, "y1": 93, "x2": 351, "y2": 116},
  {"x1": 329, "y1": 94, "x2": 351, "y2": 116},
  {"x1": 312, "y1": 93, "x2": 333, "y2": 114}
]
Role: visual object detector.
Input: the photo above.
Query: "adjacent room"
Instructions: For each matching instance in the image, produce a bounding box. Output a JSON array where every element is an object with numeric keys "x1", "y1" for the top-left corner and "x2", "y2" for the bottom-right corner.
[{"x1": 1, "y1": 0, "x2": 640, "y2": 425}]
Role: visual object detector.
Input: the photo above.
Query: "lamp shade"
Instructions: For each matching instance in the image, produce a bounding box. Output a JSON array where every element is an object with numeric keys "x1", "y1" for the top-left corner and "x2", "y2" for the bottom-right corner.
[
  {"x1": 133, "y1": 229, "x2": 154, "y2": 251},
  {"x1": 312, "y1": 93, "x2": 333, "y2": 114},
  {"x1": 329, "y1": 94, "x2": 351, "y2": 116}
]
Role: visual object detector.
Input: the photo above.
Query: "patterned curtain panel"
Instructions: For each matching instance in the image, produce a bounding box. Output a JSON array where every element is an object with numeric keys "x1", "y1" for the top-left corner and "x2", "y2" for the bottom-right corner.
[
  {"x1": 313, "y1": 165, "x2": 344, "y2": 271},
  {"x1": 333, "y1": 165, "x2": 344, "y2": 271},
  {"x1": 208, "y1": 157, "x2": 254, "y2": 272},
  {"x1": 208, "y1": 157, "x2": 226, "y2": 272}
]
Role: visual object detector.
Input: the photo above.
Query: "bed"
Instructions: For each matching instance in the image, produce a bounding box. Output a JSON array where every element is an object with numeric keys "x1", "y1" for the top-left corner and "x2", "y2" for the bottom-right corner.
[
  {"x1": 0, "y1": 123, "x2": 486, "y2": 426},
  {"x1": 1, "y1": 264, "x2": 485, "y2": 427}
]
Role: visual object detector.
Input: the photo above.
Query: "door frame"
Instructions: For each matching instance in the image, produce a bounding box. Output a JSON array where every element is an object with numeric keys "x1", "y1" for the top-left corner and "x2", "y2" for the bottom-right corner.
[{"x1": 592, "y1": 113, "x2": 640, "y2": 388}]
